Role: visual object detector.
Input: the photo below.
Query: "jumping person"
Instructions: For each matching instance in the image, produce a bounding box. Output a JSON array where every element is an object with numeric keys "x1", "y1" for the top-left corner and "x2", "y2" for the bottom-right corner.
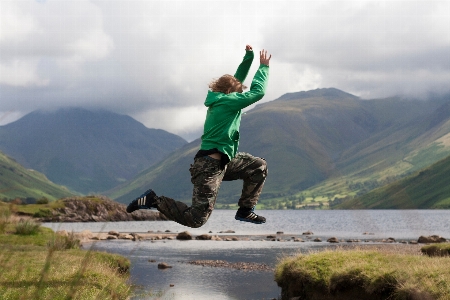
[{"x1": 126, "y1": 45, "x2": 271, "y2": 228}]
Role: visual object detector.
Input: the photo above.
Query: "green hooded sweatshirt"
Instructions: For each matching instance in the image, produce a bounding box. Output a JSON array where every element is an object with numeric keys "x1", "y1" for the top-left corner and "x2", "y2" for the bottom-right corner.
[{"x1": 200, "y1": 50, "x2": 270, "y2": 161}]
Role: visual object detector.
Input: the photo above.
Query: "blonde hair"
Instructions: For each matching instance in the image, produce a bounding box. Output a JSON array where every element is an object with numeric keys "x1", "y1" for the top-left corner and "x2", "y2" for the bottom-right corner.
[{"x1": 209, "y1": 74, "x2": 247, "y2": 94}]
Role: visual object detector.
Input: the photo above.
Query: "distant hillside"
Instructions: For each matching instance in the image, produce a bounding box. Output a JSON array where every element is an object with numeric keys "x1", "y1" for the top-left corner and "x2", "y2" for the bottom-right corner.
[
  {"x1": 335, "y1": 154, "x2": 450, "y2": 209},
  {"x1": 0, "y1": 151, "x2": 74, "y2": 201},
  {"x1": 108, "y1": 88, "x2": 450, "y2": 206},
  {"x1": 0, "y1": 108, "x2": 187, "y2": 194}
]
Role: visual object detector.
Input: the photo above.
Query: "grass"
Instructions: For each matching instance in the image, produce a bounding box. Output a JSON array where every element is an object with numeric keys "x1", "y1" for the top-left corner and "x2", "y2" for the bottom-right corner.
[
  {"x1": 275, "y1": 246, "x2": 450, "y2": 300},
  {"x1": 0, "y1": 206, "x2": 131, "y2": 300},
  {"x1": 14, "y1": 219, "x2": 42, "y2": 235},
  {"x1": 421, "y1": 243, "x2": 450, "y2": 257}
]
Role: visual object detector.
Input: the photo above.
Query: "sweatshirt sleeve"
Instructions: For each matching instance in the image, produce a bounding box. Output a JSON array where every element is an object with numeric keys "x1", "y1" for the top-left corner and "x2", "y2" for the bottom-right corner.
[
  {"x1": 226, "y1": 64, "x2": 270, "y2": 111},
  {"x1": 234, "y1": 50, "x2": 254, "y2": 83}
]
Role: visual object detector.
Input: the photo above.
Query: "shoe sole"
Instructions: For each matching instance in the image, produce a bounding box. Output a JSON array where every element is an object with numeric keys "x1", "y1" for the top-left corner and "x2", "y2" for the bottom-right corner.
[{"x1": 235, "y1": 216, "x2": 265, "y2": 224}]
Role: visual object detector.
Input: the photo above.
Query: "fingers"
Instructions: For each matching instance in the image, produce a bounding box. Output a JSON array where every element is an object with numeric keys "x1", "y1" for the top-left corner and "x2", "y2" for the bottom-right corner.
[
  {"x1": 259, "y1": 49, "x2": 272, "y2": 66},
  {"x1": 245, "y1": 45, "x2": 253, "y2": 51}
]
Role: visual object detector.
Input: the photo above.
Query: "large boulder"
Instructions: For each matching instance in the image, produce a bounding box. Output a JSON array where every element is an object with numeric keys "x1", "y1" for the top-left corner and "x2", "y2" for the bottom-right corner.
[
  {"x1": 418, "y1": 235, "x2": 447, "y2": 243},
  {"x1": 195, "y1": 234, "x2": 212, "y2": 240},
  {"x1": 176, "y1": 231, "x2": 193, "y2": 240},
  {"x1": 36, "y1": 196, "x2": 168, "y2": 222},
  {"x1": 327, "y1": 237, "x2": 339, "y2": 243}
]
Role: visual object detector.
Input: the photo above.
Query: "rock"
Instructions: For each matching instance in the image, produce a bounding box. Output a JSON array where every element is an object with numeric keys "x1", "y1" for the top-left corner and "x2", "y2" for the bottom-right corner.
[
  {"x1": 148, "y1": 259, "x2": 156, "y2": 263},
  {"x1": 165, "y1": 230, "x2": 171, "y2": 232},
  {"x1": 108, "y1": 231, "x2": 120, "y2": 236},
  {"x1": 418, "y1": 235, "x2": 447, "y2": 243},
  {"x1": 130, "y1": 233, "x2": 143, "y2": 241},
  {"x1": 313, "y1": 238, "x2": 322, "y2": 242},
  {"x1": 170, "y1": 284, "x2": 175, "y2": 287},
  {"x1": 385, "y1": 237, "x2": 396, "y2": 243},
  {"x1": 195, "y1": 234, "x2": 212, "y2": 240},
  {"x1": 106, "y1": 235, "x2": 118, "y2": 240},
  {"x1": 276, "y1": 231, "x2": 284, "y2": 234},
  {"x1": 36, "y1": 196, "x2": 167, "y2": 222},
  {"x1": 56, "y1": 230, "x2": 68, "y2": 236},
  {"x1": 219, "y1": 230, "x2": 235, "y2": 233},
  {"x1": 157, "y1": 262, "x2": 172, "y2": 269},
  {"x1": 119, "y1": 234, "x2": 133, "y2": 240},
  {"x1": 303, "y1": 231, "x2": 314, "y2": 235},
  {"x1": 327, "y1": 237, "x2": 339, "y2": 243},
  {"x1": 232, "y1": 237, "x2": 239, "y2": 241},
  {"x1": 176, "y1": 231, "x2": 193, "y2": 240},
  {"x1": 267, "y1": 235, "x2": 276, "y2": 239},
  {"x1": 293, "y1": 238, "x2": 303, "y2": 242},
  {"x1": 76, "y1": 230, "x2": 93, "y2": 240}
]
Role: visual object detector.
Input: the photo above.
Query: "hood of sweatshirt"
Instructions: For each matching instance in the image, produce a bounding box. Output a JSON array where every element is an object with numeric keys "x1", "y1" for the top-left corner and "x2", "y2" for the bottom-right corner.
[{"x1": 204, "y1": 91, "x2": 225, "y2": 107}]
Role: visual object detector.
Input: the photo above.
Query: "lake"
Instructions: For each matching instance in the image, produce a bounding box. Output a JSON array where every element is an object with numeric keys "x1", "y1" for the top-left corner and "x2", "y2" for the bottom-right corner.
[{"x1": 43, "y1": 210, "x2": 450, "y2": 299}]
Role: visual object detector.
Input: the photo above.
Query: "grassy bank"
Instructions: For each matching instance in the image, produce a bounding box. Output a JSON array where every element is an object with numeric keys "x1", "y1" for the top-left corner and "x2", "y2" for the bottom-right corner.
[
  {"x1": 275, "y1": 245, "x2": 450, "y2": 300},
  {"x1": 0, "y1": 204, "x2": 131, "y2": 300}
]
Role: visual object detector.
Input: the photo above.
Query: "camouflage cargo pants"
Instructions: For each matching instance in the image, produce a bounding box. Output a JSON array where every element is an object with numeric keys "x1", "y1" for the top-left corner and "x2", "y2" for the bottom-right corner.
[{"x1": 155, "y1": 152, "x2": 268, "y2": 228}]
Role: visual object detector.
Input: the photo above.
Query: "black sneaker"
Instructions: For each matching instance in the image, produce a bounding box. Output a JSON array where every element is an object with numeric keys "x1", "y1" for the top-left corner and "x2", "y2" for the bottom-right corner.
[
  {"x1": 126, "y1": 189, "x2": 157, "y2": 213},
  {"x1": 235, "y1": 207, "x2": 266, "y2": 224}
]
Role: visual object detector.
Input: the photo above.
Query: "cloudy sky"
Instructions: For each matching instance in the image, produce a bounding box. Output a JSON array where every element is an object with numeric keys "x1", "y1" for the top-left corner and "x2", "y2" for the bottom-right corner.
[{"x1": 1, "y1": 0, "x2": 450, "y2": 141}]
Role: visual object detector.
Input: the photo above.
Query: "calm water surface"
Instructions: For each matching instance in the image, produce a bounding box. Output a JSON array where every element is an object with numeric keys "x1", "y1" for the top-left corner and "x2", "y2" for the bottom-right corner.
[{"x1": 43, "y1": 210, "x2": 450, "y2": 300}]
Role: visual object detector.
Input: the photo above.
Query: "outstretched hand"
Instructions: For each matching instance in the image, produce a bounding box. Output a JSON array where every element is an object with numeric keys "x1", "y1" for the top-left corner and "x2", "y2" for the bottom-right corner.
[{"x1": 260, "y1": 49, "x2": 272, "y2": 66}]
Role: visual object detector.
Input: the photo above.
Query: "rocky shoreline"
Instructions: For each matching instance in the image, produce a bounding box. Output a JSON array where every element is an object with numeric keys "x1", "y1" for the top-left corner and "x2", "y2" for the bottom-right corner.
[
  {"x1": 67, "y1": 228, "x2": 446, "y2": 245},
  {"x1": 53, "y1": 228, "x2": 447, "y2": 281},
  {"x1": 36, "y1": 196, "x2": 167, "y2": 222},
  {"x1": 63, "y1": 229, "x2": 446, "y2": 274}
]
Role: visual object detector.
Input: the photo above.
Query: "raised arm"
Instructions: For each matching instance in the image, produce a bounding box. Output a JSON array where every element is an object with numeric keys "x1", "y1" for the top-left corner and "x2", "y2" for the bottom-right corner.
[
  {"x1": 233, "y1": 45, "x2": 254, "y2": 83},
  {"x1": 225, "y1": 49, "x2": 272, "y2": 111}
]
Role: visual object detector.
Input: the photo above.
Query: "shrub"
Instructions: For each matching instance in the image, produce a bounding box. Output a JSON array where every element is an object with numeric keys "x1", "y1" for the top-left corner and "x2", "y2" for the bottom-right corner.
[
  {"x1": 33, "y1": 208, "x2": 52, "y2": 218},
  {"x1": 15, "y1": 219, "x2": 41, "y2": 235},
  {"x1": 36, "y1": 197, "x2": 49, "y2": 204}
]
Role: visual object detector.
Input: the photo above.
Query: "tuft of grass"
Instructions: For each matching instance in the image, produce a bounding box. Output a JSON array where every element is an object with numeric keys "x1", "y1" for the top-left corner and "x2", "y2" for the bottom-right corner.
[
  {"x1": 275, "y1": 246, "x2": 450, "y2": 300},
  {"x1": 0, "y1": 247, "x2": 131, "y2": 299},
  {"x1": 0, "y1": 214, "x2": 131, "y2": 300},
  {"x1": 421, "y1": 243, "x2": 450, "y2": 257},
  {"x1": 47, "y1": 231, "x2": 81, "y2": 251},
  {"x1": 14, "y1": 219, "x2": 41, "y2": 235}
]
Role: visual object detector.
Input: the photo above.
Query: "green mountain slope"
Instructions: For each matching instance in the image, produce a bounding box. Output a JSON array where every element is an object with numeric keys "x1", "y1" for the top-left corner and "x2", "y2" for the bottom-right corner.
[
  {"x1": 335, "y1": 154, "x2": 450, "y2": 209},
  {"x1": 0, "y1": 151, "x2": 74, "y2": 201},
  {"x1": 0, "y1": 108, "x2": 187, "y2": 194},
  {"x1": 108, "y1": 88, "x2": 450, "y2": 206}
]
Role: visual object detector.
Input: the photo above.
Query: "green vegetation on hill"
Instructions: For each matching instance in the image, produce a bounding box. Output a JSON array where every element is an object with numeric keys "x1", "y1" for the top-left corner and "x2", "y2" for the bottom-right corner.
[
  {"x1": 0, "y1": 151, "x2": 74, "y2": 201},
  {"x1": 108, "y1": 88, "x2": 450, "y2": 209},
  {"x1": 335, "y1": 154, "x2": 450, "y2": 209},
  {"x1": 0, "y1": 108, "x2": 187, "y2": 194}
]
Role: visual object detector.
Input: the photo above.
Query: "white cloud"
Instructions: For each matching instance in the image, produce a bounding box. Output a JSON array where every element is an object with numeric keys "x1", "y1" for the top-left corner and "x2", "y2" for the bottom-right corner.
[
  {"x1": 133, "y1": 105, "x2": 207, "y2": 142},
  {"x1": 1, "y1": 0, "x2": 450, "y2": 139}
]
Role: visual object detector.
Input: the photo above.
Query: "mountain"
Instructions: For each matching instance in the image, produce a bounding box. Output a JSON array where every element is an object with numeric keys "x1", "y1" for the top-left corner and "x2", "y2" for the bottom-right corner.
[
  {"x1": 0, "y1": 108, "x2": 187, "y2": 194},
  {"x1": 335, "y1": 154, "x2": 450, "y2": 209},
  {"x1": 107, "y1": 88, "x2": 450, "y2": 206},
  {"x1": 0, "y1": 150, "x2": 74, "y2": 201}
]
